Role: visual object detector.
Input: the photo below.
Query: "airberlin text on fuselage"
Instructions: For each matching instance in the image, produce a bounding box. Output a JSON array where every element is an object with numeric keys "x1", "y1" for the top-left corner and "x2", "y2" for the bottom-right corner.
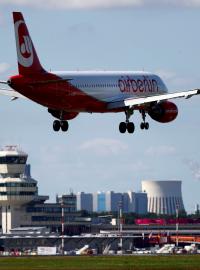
[{"x1": 118, "y1": 76, "x2": 159, "y2": 93}]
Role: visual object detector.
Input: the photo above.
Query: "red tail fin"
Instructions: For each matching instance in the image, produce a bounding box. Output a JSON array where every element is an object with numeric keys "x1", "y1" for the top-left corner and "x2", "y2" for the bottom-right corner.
[{"x1": 13, "y1": 12, "x2": 45, "y2": 75}]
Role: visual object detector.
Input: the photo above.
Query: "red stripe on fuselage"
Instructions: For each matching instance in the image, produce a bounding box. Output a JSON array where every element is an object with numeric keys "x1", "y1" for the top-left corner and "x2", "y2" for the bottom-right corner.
[{"x1": 9, "y1": 73, "x2": 121, "y2": 113}]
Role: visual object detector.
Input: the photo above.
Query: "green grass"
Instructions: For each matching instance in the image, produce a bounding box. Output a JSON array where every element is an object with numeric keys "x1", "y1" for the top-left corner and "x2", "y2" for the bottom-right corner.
[{"x1": 0, "y1": 255, "x2": 200, "y2": 270}]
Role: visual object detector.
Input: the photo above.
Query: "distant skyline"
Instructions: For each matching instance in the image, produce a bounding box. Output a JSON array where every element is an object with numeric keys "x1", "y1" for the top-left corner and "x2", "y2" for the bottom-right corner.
[{"x1": 0, "y1": 2, "x2": 200, "y2": 212}]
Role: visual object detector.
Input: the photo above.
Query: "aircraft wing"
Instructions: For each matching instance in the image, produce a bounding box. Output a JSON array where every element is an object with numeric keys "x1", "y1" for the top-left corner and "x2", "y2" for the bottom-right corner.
[
  {"x1": 0, "y1": 87, "x2": 26, "y2": 100},
  {"x1": 107, "y1": 89, "x2": 200, "y2": 109}
]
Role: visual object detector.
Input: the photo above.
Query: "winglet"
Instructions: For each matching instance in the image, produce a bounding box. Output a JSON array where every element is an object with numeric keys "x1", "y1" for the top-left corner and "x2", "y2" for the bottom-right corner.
[{"x1": 13, "y1": 12, "x2": 46, "y2": 75}]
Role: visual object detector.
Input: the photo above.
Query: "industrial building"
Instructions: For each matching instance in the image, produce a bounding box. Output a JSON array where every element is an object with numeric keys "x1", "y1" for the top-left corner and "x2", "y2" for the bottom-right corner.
[{"x1": 142, "y1": 180, "x2": 185, "y2": 215}]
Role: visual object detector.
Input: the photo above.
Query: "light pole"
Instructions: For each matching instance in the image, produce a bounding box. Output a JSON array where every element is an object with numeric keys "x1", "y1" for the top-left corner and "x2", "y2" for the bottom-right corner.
[
  {"x1": 118, "y1": 200, "x2": 123, "y2": 253},
  {"x1": 61, "y1": 198, "x2": 64, "y2": 255},
  {"x1": 176, "y1": 204, "x2": 179, "y2": 247}
]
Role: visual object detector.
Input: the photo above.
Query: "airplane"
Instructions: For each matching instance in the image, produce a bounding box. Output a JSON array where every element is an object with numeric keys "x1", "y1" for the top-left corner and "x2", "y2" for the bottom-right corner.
[{"x1": 0, "y1": 12, "x2": 200, "y2": 133}]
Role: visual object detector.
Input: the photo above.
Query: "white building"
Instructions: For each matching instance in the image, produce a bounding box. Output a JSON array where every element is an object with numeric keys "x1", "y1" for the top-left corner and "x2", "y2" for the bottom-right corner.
[
  {"x1": 142, "y1": 180, "x2": 185, "y2": 215},
  {"x1": 0, "y1": 146, "x2": 37, "y2": 233}
]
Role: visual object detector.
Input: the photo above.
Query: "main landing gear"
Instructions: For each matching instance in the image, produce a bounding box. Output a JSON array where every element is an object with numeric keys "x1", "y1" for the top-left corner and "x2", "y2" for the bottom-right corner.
[
  {"x1": 48, "y1": 109, "x2": 69, "y2": 132},
  {"x1": 53, "y1": 120, "x2": 69, "y2": 132},
  {"x1": 119, "y1": 109, "x2": 135, "y2": 134},
  {"x1": 140, "y1": 110, "x2": 149, "y2": 130},
  {"x1": 119, "y1": 109, "x2": 150, "y2": 134}
]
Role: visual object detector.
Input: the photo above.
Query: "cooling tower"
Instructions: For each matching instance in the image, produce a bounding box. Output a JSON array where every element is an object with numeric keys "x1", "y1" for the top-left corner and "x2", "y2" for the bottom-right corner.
[{"x1": 141, "y1": 180, "x2": 185, "y2": 215}]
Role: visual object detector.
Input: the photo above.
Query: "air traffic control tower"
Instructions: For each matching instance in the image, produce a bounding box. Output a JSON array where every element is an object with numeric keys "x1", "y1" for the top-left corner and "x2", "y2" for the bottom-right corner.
[{"x1": 0, "y1": 146, "x2": 37, "y2": 233}]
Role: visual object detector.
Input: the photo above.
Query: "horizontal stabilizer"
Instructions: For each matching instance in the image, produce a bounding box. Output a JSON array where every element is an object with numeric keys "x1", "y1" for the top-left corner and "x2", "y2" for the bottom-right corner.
[
  {"x1": 0, "y1": 81, "x2": 8, "y2": 85},
  {"x1": 0, "y1": 88, "x2": 26, "y2": 99}
]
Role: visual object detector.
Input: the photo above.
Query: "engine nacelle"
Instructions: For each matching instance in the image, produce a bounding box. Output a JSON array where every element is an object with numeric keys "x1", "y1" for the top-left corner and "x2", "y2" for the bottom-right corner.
[
  {"x1": 148, "y1": 101, "x2": 178, "y2": 123},
  {"x1": 48, "y1": 109, "x2": 79, "y2": 120}
]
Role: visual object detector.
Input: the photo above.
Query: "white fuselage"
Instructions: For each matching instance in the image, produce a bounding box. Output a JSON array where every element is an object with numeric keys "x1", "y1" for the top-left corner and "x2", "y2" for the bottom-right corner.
[{"x1": 54, "y1": 71, "x2": 168, "y2": 103}]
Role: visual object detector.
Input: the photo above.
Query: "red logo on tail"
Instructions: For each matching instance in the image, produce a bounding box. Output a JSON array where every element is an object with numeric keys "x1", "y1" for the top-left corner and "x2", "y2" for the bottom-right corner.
[{"x1": 15, "y1": 20, "x2": 33, "y2": 67}]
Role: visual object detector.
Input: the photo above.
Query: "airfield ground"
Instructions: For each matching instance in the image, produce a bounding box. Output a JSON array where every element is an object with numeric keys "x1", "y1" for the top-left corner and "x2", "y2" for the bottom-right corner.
[{"x1": 0, "y1": 255, "x2": 200, "y2": 270}]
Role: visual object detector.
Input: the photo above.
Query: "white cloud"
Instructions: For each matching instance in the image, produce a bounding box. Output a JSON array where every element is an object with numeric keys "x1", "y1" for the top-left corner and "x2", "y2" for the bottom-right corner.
[
  {"x1": 184, "y1": 159, "x2": 200, "y2": 181},
  {"x1": 145, "y1": 145, "x2": 176, "y2": 157},
  {"x1": 79, "y1": 138, "x2": 128, "y2": 156},
  {"x1": 1, "y1": 0, "x2": 200, "y2": 9},
  {"x1": 0, "y1": 63, "x2": 10, "y2": 74}
]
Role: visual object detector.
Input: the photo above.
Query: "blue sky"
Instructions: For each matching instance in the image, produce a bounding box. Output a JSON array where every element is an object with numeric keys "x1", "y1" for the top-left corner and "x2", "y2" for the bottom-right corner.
[{"x1": 0, "y1": 1, "x2": 200, "y2": 212}]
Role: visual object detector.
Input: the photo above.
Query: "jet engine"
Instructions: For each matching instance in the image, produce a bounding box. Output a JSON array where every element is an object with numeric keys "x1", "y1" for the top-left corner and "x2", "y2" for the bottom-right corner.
[{"x1": 148, "y1": 101, "x2": 178, "y2": 123}]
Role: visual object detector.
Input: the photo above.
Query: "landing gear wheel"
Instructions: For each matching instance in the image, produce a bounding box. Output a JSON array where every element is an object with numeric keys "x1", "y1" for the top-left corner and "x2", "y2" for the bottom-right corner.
[
  {"x1": 53, "y1": 120, "x2": 61, "y2": 131},
  {"x1": 127, "y1": 122, "x2": 135, "y2": 134},
  {"x1": 140, "y1": 122, "x2": 145, "y2": 130},
  {"x1": 145, "y1": 122, "x2": 149, "y2": 130},
  {"x1": 119, "y1": 122, "x2": 127, "y2": 133},
  {"x1": 60, "y1": 121, "x2": 69, "y2": 132}
]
